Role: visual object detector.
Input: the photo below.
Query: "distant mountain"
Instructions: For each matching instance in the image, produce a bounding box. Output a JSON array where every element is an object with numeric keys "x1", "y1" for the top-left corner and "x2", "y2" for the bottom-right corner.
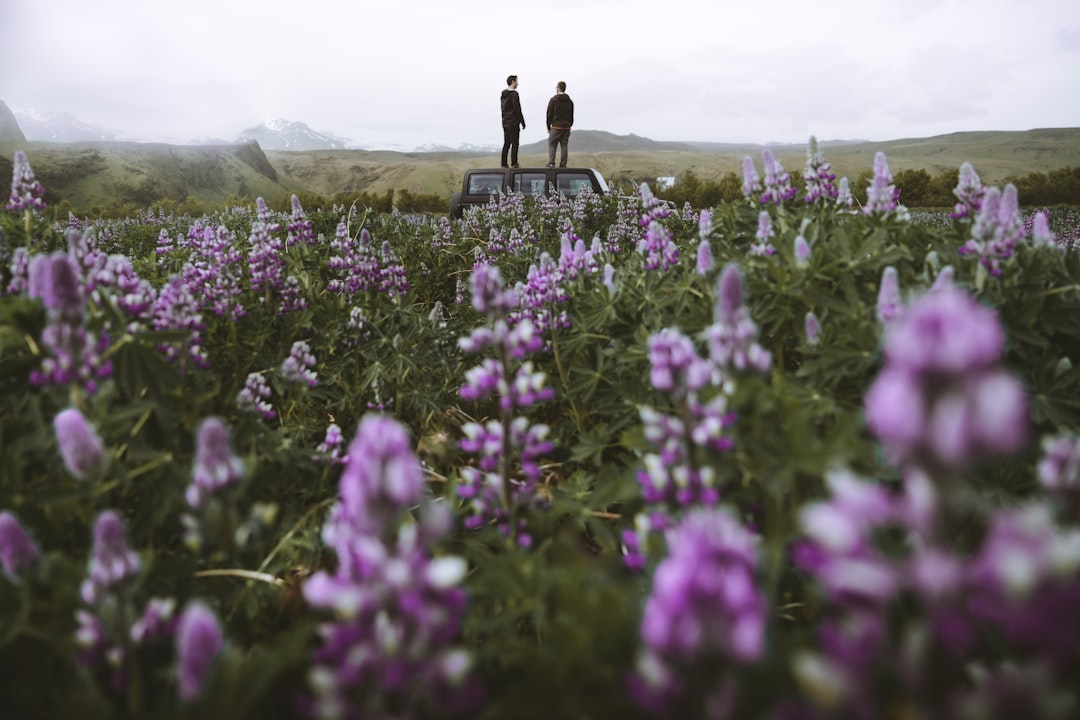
[
  {"x1": 0, "y1": 100, "x2": 26, "y2": 143},
  {"x1": 15, "y1": 109, "x2": 116, "y2": 142},
  {"x1": 520, "y1": 130, "x2": 697, "y2": 154},
  {"x1": 413, "y1": 142, "x2": 499, "y2": 154},
  {"x1": 237, "y1": 119, "x2": 349, "y2": 151}
]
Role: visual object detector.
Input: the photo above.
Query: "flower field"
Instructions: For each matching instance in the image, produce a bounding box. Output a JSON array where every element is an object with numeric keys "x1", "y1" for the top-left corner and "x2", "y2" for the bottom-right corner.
[{"x1": 3, "y1": 143, "x2": 1080, "y2": 719}]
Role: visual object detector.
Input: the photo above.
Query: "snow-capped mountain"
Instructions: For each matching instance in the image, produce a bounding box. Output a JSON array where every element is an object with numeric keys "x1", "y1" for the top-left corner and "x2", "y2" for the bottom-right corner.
[
  {"x1": 237, "y1": 118, "x2": 349, "y2": 151},
  {"x1": 15, "y1": 109, "x2": 117, "y2": 142},
  {"x1": 412, "y1": 142, "x2": 499, "y2": 153}
]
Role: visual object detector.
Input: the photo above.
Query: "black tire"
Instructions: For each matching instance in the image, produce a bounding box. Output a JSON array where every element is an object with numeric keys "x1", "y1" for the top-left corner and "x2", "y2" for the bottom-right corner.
[{"x1": 449, "y1": 192, "x2": 462, "y2": 219}]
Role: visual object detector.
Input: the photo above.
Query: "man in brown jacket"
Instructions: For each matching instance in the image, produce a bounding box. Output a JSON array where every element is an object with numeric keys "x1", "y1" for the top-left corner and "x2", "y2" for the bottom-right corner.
[{"x1": 545, "y1": 81, "x2": 574, "y2": 168}]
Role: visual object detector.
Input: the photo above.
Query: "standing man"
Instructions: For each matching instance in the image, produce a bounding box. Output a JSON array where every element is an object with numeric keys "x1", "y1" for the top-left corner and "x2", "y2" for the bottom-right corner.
[
  {"x1": 500, "y1": 75, "x2": 526, "y2": 168},
  {"x1": 546, "y1": 81, "x2": 574, "y2": 168}
]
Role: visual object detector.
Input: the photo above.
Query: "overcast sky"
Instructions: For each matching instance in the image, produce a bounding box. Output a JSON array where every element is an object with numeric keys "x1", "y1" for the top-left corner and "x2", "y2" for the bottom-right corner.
[{"x1": 2, "y1": 0, "x2": 1077, "y2": 149}]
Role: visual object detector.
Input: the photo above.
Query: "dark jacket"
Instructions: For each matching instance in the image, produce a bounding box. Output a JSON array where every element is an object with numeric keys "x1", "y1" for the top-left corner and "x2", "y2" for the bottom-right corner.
[
  {"x1": 501, "y1": 89, "x2": 525, "y2": 129},
  {"x1": 546, "y1": 93, "x2": 574, "y2": 130}
]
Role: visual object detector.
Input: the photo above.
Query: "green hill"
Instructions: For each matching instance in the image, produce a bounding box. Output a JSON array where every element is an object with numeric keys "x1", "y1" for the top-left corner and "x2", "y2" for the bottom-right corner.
[{"x1": 3, "y1": 127, "x2": 1079, "y2": 211}]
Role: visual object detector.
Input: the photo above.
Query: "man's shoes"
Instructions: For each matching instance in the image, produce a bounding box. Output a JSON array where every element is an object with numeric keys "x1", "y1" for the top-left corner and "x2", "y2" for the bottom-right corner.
[
  {"x1": 511, "y1": 164, "x2": 520, "y2": 168},
  {"x1": 545, "y1": 163, "x2": 555, "y2": 167},
  {"x1": 500, "y1": 164, "x2": 509, "y2": 168}
]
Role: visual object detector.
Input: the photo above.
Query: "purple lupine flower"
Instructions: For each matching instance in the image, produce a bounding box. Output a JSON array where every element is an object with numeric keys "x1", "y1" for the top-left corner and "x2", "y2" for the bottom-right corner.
[
  {"x1": 175, "y1": 601, "x2": 223, "y2": 701},
  {"x1": 6, "y1": 246, "x2": 30, "y2": 295},
  {"x1": 950, "y1": 162, "x2": 985, "y2": 219},
  {"x1": 287, "y1": 194, "x2": 316, "y2": 246},
  {"x1": 805, "y1": 311, "x2": 820, "y2": 345},
  {"x1": 512, "y1": 252, "x2": 569, "y2": 336},
  {"x1": 281, "y1": 340, "x2": 318, "y2": 387},
  {"x1": 864, "y1": 152, "x2": 898, "y2": 214},
  {"x1": 326, "y1": 414, "x2": 425, "y2": 541},
  {"x1": 794, "y1": 235, "x2": 811, "y2": 268},
  {"x1": 876, "y1": 266, "x2": 903, "y2": 324},
  {"x1": 81, "y1": 510, "x2": 140, "y2": 606},
  {"x1": 750, "y1": 211, "x2": 775, "y2": 256},
  {"x1": 29, "y1": 252, "x2": 84, "y2": 322},
  {"x1": 0, "y1": 511, "x2": 40, "y2": 580},
  {"x1": 1037, "y1": 433, "x2": 1080, "y2": 493},
  {"x1": 6, "y1": 150, "x2": 46, "y2": 212},
  {"x1": 180, "y1": 224, "x2": 246, "y2": 321},
  {"x1": 1029, "y1": 211, "x2": 1057, "y2": 249},
  {"x1": 315, "y1": 423, "x2": 348, "y2": 466},
  {"x1": 836, "y1": 176, "x2": 853, "y2": 207},
  {"x1": 129, "y1": 597, "x2": 177, "y2": 644},
  {"x1": 151, "y1": 275, "x2": 209, "y2": 370},
  {"x1": 378, "y1": 240, "x2": 410, "y2": 297},
  {"x1": 698, "y1": 208, "x2": 713, "y2": 241},
  {"x1": 327, "y1": 224, "x2": 382, "y2": 295},
  {"x1": 603, "y1": 262, "x2": 616, "y2": 291},
  {"x1": 638, "y1": 219, "x2": 679, "y2": 270},
  {"x1": 803, "y1": 136, "x2": 838, "y2": 203},
  {"x1": 931, "y1": 265, "x2": 955, "y2": 292},
  {"x1": 186, "y1": 417, "x2": 244, "y2": 508},
  {"x1": 247, "y1": 201, "x2": 285, "y2": 296},
  {"x1": 469, "y1": 263, "x2": 518, "y2": 318},
  {"x1": 648, "y1": 328, "x2": 713, "y2": 397},
  {"x1": 705, "y1": 264, "x2": 772, "y2": 374},
  {"x1": 303, "y1": 415, "x2": 475, "y2": 718},
  {"x1": 54, "y1": 407, "x2": 106, "y2": 479},
  {"x1": 237, "y1": 371, "x2": 275, "y2": 419},
  {"x1": 864, "y1": 286, "x2": 1028, "y2": 472},
  {"x1": 759, "y1": 148, "x2": 797, "y2": 205},
  {"x1": 962, "y1": 184, "x2": 1025, "y2": 275},
  {"x1": 741, "y1": 156, "x2": 762, "y2": 200},
  {"x1": 630, "y1": 508, "x2": 764, "y2": 716},
  {"x1": 696, "y1": 239, "x2": 714, "y2": 276}
]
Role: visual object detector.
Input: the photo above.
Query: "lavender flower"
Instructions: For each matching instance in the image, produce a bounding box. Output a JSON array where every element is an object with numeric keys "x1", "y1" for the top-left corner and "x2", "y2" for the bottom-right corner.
[
  {"x1": 950, "y1": 162, "x2": 985, "y2": 219},
  {"x1": 175, "y1": 601, "x2": 223, "y2": 701},
  {"x1": 186, "y1": 417, "x2": 244, "y2": 508},
  {"x1": 696, "y1": 239, "x2": 714, "y2": 275},
  {"x1": 151, "y1": 275, "x2": 209, "y2": 370},
  {"x1": 836, "y1": 176, "x2": 853, "y2": 207},
  {"x1": 876, "y1": 266, "x2": 903, "y2": 324},
  {"x1": 287, "y1": 194, "x2": 316, "y2": 246},
  {"x1": 803, "y1": 136, "x2": 838, "y2": 203},
  {"x1": 638, "y1": 219, "x2": 679, "y2": 270},
  {"x1": 281, "y1": 340, "x2": 318, "y2": 387},
  {"x1": 54, "y1": 407, "x2": 106, "y2": 479},
  {"x1": 705, "y1": 264, "x2": 771, "y2": 374},
  {"x1": 469, "y1": 262, "x2": 518, "y2": 318},
  {"x1": 247, "y1": 201, "x2": 285, "y2": 296},
  {"x1": 805, "y1": 311, "x2": 820, "y2": 346},
  {"x1": 631, "y1": 508, "x2": 764, "y2": 717},
  {"x1": 303, "y1": 415, "x2": 474, "y2": 718},
  {"x1": 237, "y1": 371, "x2": 275, "y2": 419},
  {"x1": 1029, "y1": 211, "x2": 1057, "y2": 248},
  {"x1": 864, "y1": 152, "x2": 899, "y2": 214},
  {"x1": 961, "y1": 184, "x2": 1025, "y2": 275},
  {"x1": 750, "y1": 211, "x2": 775, "y2": 256},
  {"x1": 315, "y1": 423, "x2": 347, "y2": 466},
  {"x1": 81, "y1": 510, "x2": 140, "y2": 606},
  {"x1": 698, "y1": 208, "x2": 713, "y2": 241},
  {"x1": 864, "y1": 286, "x2": 1028, "y2": 473},
  {"x1": 759, "y1": 148, "x2": 797, "y2": 205},
  {"x1": 6, "y1": 150, "x2": 47, "y2": 212},
  {"x1": 29, "y1": 252, "x2": 84, "y2": 322},
  {"x1": 741, "y1": 156, "x2": 762, "y2": 200},
  {"x1": 0, "y1": 511, "x2": 40, "y2": 580},
  {"x1": 794, "y1": 235, "x2": 811, "y2": 268},
  {"x1": 1037, "y1": 433, "x2": 1080, "y2": 494}
]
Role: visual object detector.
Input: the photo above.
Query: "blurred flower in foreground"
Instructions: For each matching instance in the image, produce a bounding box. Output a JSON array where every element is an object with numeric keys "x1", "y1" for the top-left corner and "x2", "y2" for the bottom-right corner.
[
  {"x1": 0, "y1": 511, "x2": 40, "y2": 581},
  {"x1": 631, "y1": 507, "x2": 764, "y2": 718},
  {"x1": 176, "y1": 601, "x2": 223, "y2": 701},
  {"x1": 186, "y1": 417, "x2": 244, "y2": 509},
  {"x1": 865, "y1": 286, "x2": 1027, "y2": 474},
  {"x1": 54, "y1": 407, "x2": 106, "y2": 479}
]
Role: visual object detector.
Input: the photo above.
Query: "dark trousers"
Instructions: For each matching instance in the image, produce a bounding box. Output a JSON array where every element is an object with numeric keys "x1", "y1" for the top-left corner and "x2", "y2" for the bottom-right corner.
[
  {"x1": 501, "y1": 125, "x2": 520, "y2": 167},
  {"x1": 548, "y1": 128, "x2": 570, "y2": 167}
]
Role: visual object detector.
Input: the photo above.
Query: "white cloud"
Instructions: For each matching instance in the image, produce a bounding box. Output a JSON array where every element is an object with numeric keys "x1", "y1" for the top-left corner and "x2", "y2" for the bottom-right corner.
[{"x1": 1, "y1": 0, "x2": 1077, "y2": 147}]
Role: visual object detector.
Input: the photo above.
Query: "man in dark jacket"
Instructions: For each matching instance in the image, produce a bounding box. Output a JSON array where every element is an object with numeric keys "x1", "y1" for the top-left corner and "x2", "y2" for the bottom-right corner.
[
  {"x1": 500, "y1": 75, "x2": 526, "y2": 168},
  {"x1": 545, "y1": 81, "x2": 574, "y2": 168}
]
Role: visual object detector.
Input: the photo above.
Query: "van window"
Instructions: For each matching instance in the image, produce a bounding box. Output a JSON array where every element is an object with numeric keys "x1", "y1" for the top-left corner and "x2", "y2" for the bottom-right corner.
[
  {"x1": 513, "y1": 172, "x2": 547, "y2": 196},
  {"x1": 556, "y1": 173, "x2": 595, "y2": 197},
  {"x1": 468, "y1": 173, "x2": 506, "y2": 195}
]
